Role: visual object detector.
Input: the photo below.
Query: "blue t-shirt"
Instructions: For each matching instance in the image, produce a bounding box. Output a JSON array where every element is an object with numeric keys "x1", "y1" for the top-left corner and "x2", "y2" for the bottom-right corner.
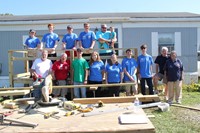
[
  {"x1": 110, "y1": 31, "x2": 116, "y2": 39},
  {"x1": 78, "y1": 31, "x2": 96, "y2": 48},
  {"x1": 42, "y1": 32, "x2": 60, "y2": 48},
  {"x1": 106, "y1": 63, "x2": 122, "y2": 83},
  {"x1": 62, "y1": 33, "x2": 78, "y2": 49},
  {"x1": 96, "y1": 30, "x2": 112, "y2": 53},
  {"x1": 137, "y1": 54, "x2": 153, "y2": 78},
  {"x1": 25, "y1": 37, "x2": 40, "y2": 48},
  {"x1": 122, "y1": 57, "x2": 138, "y2": 81},
  {"x1": 164, "y1": 58, "x2": 183, "y2": 82},
  {"x1": 89, "y1": 61, "x2": 105, "y2": 82}
]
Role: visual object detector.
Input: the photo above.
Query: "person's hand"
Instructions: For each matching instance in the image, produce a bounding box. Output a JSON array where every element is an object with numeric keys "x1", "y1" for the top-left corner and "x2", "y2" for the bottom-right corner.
[
  {"x1": 84, "y1": 80, "x2": 87, "y2": 85},
  {"x1": 72, "y1": 47, "x2": 77, "y2": 50},
  {"x1": 137, "y1": 74, "x2": 141, "y2": 80},
  {"x1": 129, "y1": 76, "x2": 135, "y2": 82},
  {"x1": 70, "y1": 80, "x2": 73, "y2": 85},
  {"x1": 51, "y1": 48, "x2": 56, "y2": 52}
]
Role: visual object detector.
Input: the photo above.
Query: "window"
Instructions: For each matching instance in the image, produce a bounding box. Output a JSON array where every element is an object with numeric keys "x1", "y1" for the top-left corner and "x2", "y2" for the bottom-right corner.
[{"x1": 158, "y1": 33, "x2": 175, "y2": 54}]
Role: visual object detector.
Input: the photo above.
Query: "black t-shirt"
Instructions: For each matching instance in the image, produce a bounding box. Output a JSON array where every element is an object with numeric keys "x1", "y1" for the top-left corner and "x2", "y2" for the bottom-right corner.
[{"x1": 154, "y1": 55, "x2": 169, "y2": 74}]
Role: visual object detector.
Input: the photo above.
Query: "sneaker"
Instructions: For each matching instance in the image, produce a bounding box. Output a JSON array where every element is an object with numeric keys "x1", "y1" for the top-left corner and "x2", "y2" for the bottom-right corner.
[
  {"x1": 154, "y1": 90, "x2": 158, "y2": 94},
  {"x1": 167, "y1": 101, "x2": 173, "y2": 105},
  {"x1": 49, "y1": 96, "x2": 53, "y2": 102}
]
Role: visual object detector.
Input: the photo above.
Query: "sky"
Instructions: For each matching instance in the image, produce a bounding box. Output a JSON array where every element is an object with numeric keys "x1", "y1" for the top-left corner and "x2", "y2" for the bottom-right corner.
[{"x1": 0, "y1": 0, "x2": 200, "y2": 15}]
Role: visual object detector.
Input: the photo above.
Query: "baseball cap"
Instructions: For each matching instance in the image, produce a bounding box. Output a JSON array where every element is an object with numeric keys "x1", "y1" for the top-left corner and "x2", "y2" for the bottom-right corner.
[
  {"x1": 67, "y1": 25, "x2": 73, "y2": 29},
  {"x1": 29, "y1": 29, "x2": 36, "y2": 33}
]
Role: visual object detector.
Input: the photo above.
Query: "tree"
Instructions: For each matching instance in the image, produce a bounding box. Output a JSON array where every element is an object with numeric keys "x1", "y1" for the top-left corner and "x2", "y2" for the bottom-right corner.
[{"x1": 0, "y1": 13, "x2": 13, "y2": 16}]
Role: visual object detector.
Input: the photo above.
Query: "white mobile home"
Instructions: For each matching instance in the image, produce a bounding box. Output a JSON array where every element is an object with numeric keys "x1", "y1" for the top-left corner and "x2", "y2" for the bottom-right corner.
[{"x1": 0, "y1": 12, "x2": 199, "y2": 86}]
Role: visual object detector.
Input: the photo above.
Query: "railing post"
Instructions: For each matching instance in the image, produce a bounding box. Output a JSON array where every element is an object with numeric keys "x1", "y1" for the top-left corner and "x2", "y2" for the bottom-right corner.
[
  {"x1": 70, "y1": 50, "x2": 74, "y2": 99},
  {"x1": 8, "y1": 51, "x2": 14, "y2": 87}
]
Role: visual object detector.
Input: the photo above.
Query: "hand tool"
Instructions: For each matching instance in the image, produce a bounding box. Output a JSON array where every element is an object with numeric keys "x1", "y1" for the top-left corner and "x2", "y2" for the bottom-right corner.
[
  {"x1": 0, "y1": 114, "x2": 38, "y2": 128},
  {"x1": 44, "y1": 111, "x2": 59, "y2": 119}
]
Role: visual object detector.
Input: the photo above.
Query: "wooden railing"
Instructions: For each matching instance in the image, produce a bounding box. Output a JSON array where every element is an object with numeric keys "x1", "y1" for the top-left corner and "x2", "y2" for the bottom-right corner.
[{"x1": 7, "y1": 48, "x2": 138, "y2": 99}]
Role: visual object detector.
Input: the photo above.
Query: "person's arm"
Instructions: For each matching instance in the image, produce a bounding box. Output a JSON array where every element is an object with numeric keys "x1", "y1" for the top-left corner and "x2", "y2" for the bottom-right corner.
[
  {"x1": 120, "y1": 72, "x2": 123, "y2": 83},
  {"x1": 155, "y1": 63, "x2": 159, "y2": 74},
  {"x1": 105, "y1": 72, "x2": 108, "y2": 84},
  {"x1": 123, "y1": 68, "x2": 134, "y2": 81},
  {"x1": 40, "y1": 42, "x2": 44, "y2": 51},
  {"x1": 78, "y1": 41, "x2": 84, "y2": 49},
  {"x1": 98, "y1": 37, "x2": 111, "y2": 43},
  {"x1": 101, "y1": 70, "x2": 105, "y2": 81},
  {"x1": 84, "y1": 69, "x2": 88, "y2": 84},
  {"x1": 150, "y1": 64, "x2": 153, "y2": 76},
  {"x1": 181, "y1": 71, "x2": 184, "y2": 80},
  {"x1": 62, "y1": 42, "x2": 66, "y2": 50},
  {"x1": 137, "y1": 58, "x2": 141, "y2": 80},
  {"x1": 51, "y1": 70, "x2": 56, "y2": 80},
  {"x1": 111, "y1": 32, "x2": 117, "y2": 42},
  {"x1": 90, "y1": 40, "x2": 95, "y2": 49},
  {"x1": 30, "y1": 69, "x2": 39, "y2": 79}
]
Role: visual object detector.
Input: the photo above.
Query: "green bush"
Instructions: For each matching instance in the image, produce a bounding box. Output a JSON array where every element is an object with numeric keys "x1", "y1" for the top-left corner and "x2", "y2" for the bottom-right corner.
[{"x1": 182, "y1": 83, "x2": 200, "y2": 92}]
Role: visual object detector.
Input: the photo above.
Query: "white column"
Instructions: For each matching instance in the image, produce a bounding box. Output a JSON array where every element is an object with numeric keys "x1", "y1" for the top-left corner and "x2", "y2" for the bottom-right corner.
[
  {"x1": 151, "y1": 32, "x2": 158, "y2": 56},
  {"x1": 175, "y1": 32, "x2": 181, "y2": 56}
]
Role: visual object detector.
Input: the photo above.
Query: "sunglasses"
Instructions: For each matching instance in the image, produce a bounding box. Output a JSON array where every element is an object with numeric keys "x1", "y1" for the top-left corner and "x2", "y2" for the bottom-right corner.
[
  {"x1": 141, "y1": 47, "x2": 146, "y2": 49},
  {"x1": 101, "y1": 27, "x2": 107, "y2": 29}
]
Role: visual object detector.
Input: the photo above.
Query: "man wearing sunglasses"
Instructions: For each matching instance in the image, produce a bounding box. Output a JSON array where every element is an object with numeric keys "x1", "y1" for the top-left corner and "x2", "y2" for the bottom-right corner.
[{"x1": 96, "y1": 24, "x2": 113, "y2": 64}]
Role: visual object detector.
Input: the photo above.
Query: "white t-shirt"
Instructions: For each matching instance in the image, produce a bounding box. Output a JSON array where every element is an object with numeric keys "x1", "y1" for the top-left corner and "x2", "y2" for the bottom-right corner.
[{"x1": 31, "y1": 58, "x2": 52, "y2": 78}]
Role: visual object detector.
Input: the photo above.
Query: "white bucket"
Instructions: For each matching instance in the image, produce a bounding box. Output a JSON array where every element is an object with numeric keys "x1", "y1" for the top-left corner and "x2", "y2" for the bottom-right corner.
[{"x1": 158, "y1": 103, "x2": 170, "y2": 112}]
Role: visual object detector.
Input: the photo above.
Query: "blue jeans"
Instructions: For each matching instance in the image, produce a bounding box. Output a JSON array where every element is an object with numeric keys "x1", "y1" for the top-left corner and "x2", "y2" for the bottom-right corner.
[
  {"x1": 33, "y1": 79, "x2": 45, "y2": 101},
  {"x1": 74, "y1": 82, "x2": 86, "y2": 98}
]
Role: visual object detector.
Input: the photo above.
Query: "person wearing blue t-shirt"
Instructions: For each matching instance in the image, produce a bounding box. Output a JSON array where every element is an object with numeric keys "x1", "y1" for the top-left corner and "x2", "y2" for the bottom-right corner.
[
  {"x1": 41, "y1": 23, "x2": 60, "y2": 62},
  {"x1": 62, "y1": 25, "x2": 78, "y2": 62},
  {"x1": 24, "y1": 29, "x2": 41, "y2": 68},
  {"x1": 62, "y1": 25, "x2": 78, "y2": 52},
  {"x1": 105, "y1": 54, "x2": 123, "y2": 97},
  {"x1": 96, "y1": 24, "x2": 113, "y2": 64},
  {"x1": 109, "y1": 26, "x2": 117, "y2": 49},
  {"x1": 137, "y1": 44, "x2": 154, "y2": 95},
  {"x1": 122, "y1": 49, "x2": 138, "y2": 96},
  {"x1": 78, "y1": 23, "x2": 96, "y2": 57},
  {"x1": 88, "y1": 51, "x2": 105, "y2": 97}
]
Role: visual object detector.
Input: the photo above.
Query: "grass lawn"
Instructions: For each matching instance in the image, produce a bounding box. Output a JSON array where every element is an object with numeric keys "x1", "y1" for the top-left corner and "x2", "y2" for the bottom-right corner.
[{"x1": 145, "y1": 88, "x2": 200, "y2": 133}]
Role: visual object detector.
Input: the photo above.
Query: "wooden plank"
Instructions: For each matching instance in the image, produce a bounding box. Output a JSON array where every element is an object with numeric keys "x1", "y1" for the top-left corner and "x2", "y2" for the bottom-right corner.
[
  {"x1": 14, "y1": 78, "x2": 33, "y2": 84},
  {"x1": 14, "y1": 72, "x2": 30, "y2": 78},
  {"x1": 0, "y1": 103, "x2": 155, "y2": 133},
  {"x1": 73, "y1": 95, "x2": 160, "y2": 104},
  {"x1": 0, "y1": 90, "x2": 30, "y2": 96},
  {"x1": 0, "y1": 83, "x2": 136, "y2": 91},
  {"x1": 171, "y1": 104, "x2": 200, "y2": 111}
]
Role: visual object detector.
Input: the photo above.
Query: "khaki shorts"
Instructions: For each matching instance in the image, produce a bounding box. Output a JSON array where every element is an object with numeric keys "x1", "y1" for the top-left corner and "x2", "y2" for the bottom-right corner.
[{"x1": 154, "y1": 73, "x2": 167, "y2": 84}]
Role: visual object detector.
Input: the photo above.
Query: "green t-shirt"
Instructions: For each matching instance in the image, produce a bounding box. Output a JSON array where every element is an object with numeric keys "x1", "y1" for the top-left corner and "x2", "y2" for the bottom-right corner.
[{"x1": 72, "y1": 58, "x2": 89, "y2": 82}]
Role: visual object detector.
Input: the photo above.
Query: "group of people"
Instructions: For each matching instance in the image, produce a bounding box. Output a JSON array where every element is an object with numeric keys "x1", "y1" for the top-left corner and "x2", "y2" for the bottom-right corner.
[
  {"x1": 24, "y1": 23, "x2": 117, "y2": 64},
  {"x1": 25, "y1": 23, "x2": 184, "y2": 105}
]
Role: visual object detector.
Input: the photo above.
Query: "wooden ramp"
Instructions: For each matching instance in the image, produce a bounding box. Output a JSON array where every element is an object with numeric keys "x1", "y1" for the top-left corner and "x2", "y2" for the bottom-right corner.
[
  {"x1": 0, "y1": 103, "x2": 155, "y2": 133},
  {"x1": 73, "y1": 95, "x2": 160, "y2": 104}
]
